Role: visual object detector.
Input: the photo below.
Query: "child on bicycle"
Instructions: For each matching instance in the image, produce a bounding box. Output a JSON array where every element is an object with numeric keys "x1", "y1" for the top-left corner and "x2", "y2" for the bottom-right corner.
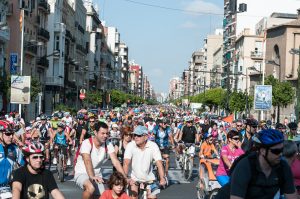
[{"x1": 100, "y1": 172, "x2": 130, "y2": 199}]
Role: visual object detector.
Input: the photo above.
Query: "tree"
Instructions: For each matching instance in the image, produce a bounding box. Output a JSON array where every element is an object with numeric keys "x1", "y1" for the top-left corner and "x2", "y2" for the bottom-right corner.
[
  {"x1": 30, "y1": 77, "x2": 42, "y2": 101},
  {"x1": 203, "y1": 88, "x2": 225, "y2": 111},
  {"x1": 229, "y1": 91, "x2": 247, "y2": 113},
  {"x1": 265, "y1": 75, "x2": 295, "y2": 122},
  {"x1": 83, "y1": 90, "x2": 102, "y2": 107}
]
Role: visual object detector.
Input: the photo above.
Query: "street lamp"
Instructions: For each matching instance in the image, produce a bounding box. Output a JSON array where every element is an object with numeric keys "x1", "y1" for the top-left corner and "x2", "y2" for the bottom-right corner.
[{"x1": 289, "y1": 47, "x2": 300, "y2": 123}]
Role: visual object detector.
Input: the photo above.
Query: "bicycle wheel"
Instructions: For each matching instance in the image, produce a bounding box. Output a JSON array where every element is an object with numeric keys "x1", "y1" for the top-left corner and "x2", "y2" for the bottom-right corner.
[
  {"x1": 186, "y1": 158, "x2": 193, "y2": 181},
  {"x1": 197, "y1": 164, "x2": 207, "y2": 199},
  {"x1": 184, "y1": 158, "x2": 190, "y2": 180},
  {"x1": 58, "y1": 155, "x2": 64, "y2": 182},
  {"x1": 208, "y1": 188, "x2": 219, "y2": 199}
]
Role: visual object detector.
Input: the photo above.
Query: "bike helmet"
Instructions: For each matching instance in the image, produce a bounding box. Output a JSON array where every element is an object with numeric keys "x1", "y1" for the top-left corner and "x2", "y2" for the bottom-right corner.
[
  {"x1": 275, "y1": 123, "x2": 286, "y2": 130},
  {"x1": 0, "y1": 121, "x2": 8, "y2": 132},
  {"x1": 40, "y1": 114, "x2": 47, "y2": 120},
  {"x1": 22, "y1": 142, "x2": 44, "y2": 156},
  {"x1": 57, "y1": 122, "x2": 65, "y2": 128},
  {"x1": 288, "y1": 122, "x2": 298, "y2": 130},
  {"x1": 252, "y1": 129, "x2": 284, "y2": 147},
  {"x1": 77, "y1": 114, "x2": 85, "y2": 120}
]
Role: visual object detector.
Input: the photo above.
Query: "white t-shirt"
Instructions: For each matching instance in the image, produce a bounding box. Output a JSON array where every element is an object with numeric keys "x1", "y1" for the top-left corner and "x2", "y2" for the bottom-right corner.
[
  {"x1": 124, "y1": 141, "x2": 162, "y2": 182},
  {"x1": 62, "y1": 116, "x2": 73, "y2": 127},
  {"x1": 146, "y1": 122, "x2": 156, "y2": 132},
  {"x1": 75, "y1": 138, "x2": 115, "y2": 176}
]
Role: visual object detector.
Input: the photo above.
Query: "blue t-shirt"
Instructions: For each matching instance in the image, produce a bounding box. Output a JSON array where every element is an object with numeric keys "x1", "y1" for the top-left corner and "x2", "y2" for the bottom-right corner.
[
  {"x1": 54, "y1": 131, "x2": 67, "y2": 146},
  {"x1": 152, "y1": 126, "x2": 172, "y2": 147},
  {"x1": 0, "y1": 144, "x2": 24, "y2": 185}
]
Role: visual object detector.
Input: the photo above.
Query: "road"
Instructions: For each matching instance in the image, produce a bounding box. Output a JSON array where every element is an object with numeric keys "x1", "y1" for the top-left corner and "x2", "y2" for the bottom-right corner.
[{"x1": 51, "y1": 152, "x2": 200, "y2": 199}]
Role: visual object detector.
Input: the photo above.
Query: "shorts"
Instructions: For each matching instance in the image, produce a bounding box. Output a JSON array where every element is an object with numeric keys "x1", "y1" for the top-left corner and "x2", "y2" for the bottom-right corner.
[
  {"x1": 160, "y1": 147, "x2": 170, "y2": 155},
  {"x1": 74, "y1": 173, "x2": 106, "y2": 196},
  {"x1": 216, "y1": 175, "x2": 230, "y2": 186}
]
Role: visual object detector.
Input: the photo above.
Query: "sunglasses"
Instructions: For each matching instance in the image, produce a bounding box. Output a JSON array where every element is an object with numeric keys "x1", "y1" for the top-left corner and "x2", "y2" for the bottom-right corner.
[
  {"x1": 133, "y1": 134, "x2": 144, "y2": 138},
  {"x1": 231, "y1": 137, "x2": 240, "y2": 141},
  {"x1": 4, "y1": 132, "x2": 14, "y2": 136},
  {"x1": 124, "y1": 134, "x2": 132, "y2": 137},
  {"x1": 269, "y1": 148, "x2": 283, "y2": 155},
  {"x1": 237, "y1": 125, "x2": 242, "y2": 127},
  {"x1": 89, "y1": 120, "x2": 95, "y2": 123},
  {"x1": 32, "y1": 155, "x2": 44, "y2": 160},
  {"x1": 251, "y1": 126, "x2": 258, "y2": 128}
]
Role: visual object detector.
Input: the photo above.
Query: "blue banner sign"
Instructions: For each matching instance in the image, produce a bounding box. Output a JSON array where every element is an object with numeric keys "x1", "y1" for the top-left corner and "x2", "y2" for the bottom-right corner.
[{"x1": 254, "y1": 85, "x2": 272, "y2": 111}]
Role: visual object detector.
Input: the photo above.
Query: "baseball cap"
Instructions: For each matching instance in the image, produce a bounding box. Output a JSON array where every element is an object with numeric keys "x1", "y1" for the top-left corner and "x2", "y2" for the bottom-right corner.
[{"x1": 133, "y1": 126, "x2": 148, "y2": 135}]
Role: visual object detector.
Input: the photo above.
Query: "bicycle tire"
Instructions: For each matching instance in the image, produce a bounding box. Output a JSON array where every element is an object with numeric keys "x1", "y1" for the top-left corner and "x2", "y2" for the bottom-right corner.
[
  {"x1": 185, "y1": 158, "x2": 193, "y2": 181},
  {"x1": 184, "y1": 158, "x2": 190, "y2": 180},
  {"x1": 58, "y1": 155, "x2": 64, "y2": 182},
  {"x1": 208, "y1": 188, "x2": 219, "y2": 199},
  {"x1": 197, "y1": 164, "x2": 207, "y2": 199},
  {"x1": 47, "y1": 149, "x2": 52, "y2": 170}
]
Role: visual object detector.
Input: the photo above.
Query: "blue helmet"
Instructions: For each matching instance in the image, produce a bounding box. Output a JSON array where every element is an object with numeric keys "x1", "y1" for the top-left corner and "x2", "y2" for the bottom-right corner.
[{"x1": 253, "y1": 129, "x2": 284, "y2": 147}]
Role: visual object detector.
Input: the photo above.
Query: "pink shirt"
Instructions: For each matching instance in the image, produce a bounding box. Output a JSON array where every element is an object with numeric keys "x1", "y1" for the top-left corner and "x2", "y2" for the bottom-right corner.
[
  {"x1": 216, "y1": 145, "x2": 244, "y2": 176},
  {"x1": 100, "y1": 190, "x2": 130, "y2": 199},
  {"x1": 291, "y1": 158, "x2": 300, "y2": 194}
]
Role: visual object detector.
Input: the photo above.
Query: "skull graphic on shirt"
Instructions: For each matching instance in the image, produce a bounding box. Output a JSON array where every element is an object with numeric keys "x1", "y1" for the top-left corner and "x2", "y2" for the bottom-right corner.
[{"x1": 27, "y1": 184, "x2": 45, "y2": 199}]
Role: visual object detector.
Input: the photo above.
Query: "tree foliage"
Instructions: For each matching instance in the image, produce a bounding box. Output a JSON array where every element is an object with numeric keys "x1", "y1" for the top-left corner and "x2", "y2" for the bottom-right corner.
[
  {"x1": 264, "y1": 75, "x2": 295, "y2": 108},
  {"x1": 83, "y1": 90, "x2": 102, "y2": 107},
  {"x1": 229, "y1": 91, "x2": 247, "y2": 112},
  {"x1": 30, "y1": 77, "x2": 42, "y2": 101}
]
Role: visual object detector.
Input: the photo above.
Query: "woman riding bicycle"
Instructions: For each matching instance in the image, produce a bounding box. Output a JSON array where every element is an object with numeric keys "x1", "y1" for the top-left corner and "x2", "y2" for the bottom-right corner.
[{"x1": 216, "y1": 130, "x2": 244, "y2": 186}]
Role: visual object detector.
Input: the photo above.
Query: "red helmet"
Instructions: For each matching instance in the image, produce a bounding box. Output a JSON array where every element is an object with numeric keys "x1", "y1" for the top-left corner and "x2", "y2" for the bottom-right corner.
[
  {"x1": 0, "y1": 120, "x2": 9, "y2": 132},
  {"x1": 22, "y1": 142, "x2": 44, "y2": 156}
]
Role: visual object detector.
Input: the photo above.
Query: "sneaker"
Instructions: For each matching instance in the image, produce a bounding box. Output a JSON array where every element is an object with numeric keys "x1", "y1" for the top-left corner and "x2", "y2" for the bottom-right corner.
[
  {"x1": 53, "y1": 157, "x2": 57, "y2": 165},
  {"x1": 67, "y1": 158, "x2": 71, "y2": 166}
]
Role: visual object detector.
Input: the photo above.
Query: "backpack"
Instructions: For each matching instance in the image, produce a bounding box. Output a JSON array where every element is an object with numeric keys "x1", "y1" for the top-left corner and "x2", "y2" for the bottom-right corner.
[
  {"x1": 215, "y1": 152, "x2": 285, "y2": 199},
  {"x1": 73, "y1": 137, "x2": 108, "y2": 166}
]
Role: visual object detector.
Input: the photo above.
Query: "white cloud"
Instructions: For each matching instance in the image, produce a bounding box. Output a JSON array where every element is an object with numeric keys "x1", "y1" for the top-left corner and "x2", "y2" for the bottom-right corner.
[
  {"x1": 180, "y1": 21, "x2": 198, "y2": 29},
  {"x1": 183, "y1": 0, "x2": 223, "y2": 15}
]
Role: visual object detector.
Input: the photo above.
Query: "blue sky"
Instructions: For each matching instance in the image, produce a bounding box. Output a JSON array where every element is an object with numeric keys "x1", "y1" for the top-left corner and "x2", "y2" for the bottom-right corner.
[{"x1": 95, "y1": 0, "x2": 224, "y2": 93}]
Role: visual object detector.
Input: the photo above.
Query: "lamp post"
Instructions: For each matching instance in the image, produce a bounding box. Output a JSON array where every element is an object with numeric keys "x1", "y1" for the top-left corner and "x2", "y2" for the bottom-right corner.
[
  {"x1": 266, "y1": 60, "x2": 281, "y2": 123},
  {"x1": 289, "y1": 46, "x2": 300, "y2": 123}
]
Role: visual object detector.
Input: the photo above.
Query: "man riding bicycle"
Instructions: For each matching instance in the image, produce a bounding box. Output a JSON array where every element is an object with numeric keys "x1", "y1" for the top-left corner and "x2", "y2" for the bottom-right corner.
[
  {"x1": 12, "y1": 142, "x2": 65, "y2": 199},
  {"x1": 220, "y1": 129, "x2": 298, "y2": 199},
  {"x1": 0, "y1": 123, "x2": 24, "y2": 190},
  {"x1": 123, "y1": 125, "x2": 166, "y2": 199},
  {"x1": 80, "y1": 115, "x2": 97, "y2": 145},
  {"x1": 38, "y1": 114, "x2": 53, "y2": 163},
  {"x1": 152, "y1": 118, "x2": 175, "y2": 177}
]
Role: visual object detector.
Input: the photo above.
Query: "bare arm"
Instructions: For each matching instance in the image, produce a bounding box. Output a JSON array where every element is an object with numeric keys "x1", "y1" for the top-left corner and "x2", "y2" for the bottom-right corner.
[
  {"x1": 12, "y1": 181, "x2": 22, "y2": 199},
  {"x1": 155, "y1": 160, "x2": 165, "y2": 180},
  {"x1": 123, "y1": 159, "x2": 131, "y2": 177},
  {"x1": 222, "y1": 154, "x2": 232, "y2": 168},
  {"x1": 80, "y1": 129, "x2": 86, "y2": 144},
  {"x1": 51, "y1": 189, "x2": 65, "y2": 199},
  {"x1": 178, "y1": 128, "x2": 183, "y2": 141},
  {"x1": 82, "y1": 153, "x2": 95, "y2": 178},
  {"x1": 110, "y1": 152, "x2": 126, "y2": 177}
]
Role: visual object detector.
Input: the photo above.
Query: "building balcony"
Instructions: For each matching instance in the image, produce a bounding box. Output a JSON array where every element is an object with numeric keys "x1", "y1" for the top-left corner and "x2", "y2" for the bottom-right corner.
[
  {"x1": 250, "y1": 51, "x2": 263, "y2": 59},
  {"x1": 36, "y1": 57, "x2": 49, "y2": 68},
  {"x1": 37, "y1": 27, "x2": 50, "y2": 41},
  {"x1": 25, "y1": 45, "x2": 37, "y2": 55},
  {"x1": 38, "y1": 0, "x2": 50, "y2": 13},
  {"x1": 45, "y1": 76, "x2": 64, "y2": 87},
  {"x1": 76, "y1": 44, "x2": 88, "y2": 54},
  {"x1": 36, "y1": 16, "x2": 40, "y2": 24}
]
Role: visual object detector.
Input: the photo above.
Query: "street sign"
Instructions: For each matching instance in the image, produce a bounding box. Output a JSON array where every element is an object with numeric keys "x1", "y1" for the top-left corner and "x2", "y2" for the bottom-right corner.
[
  {"x1": 79, "y1": 93, "x2": 85, "y2": 100},
  {"x1": 80, "y1": 89, "x2": 86, "y2": 94},
  {"x1": 10, "y1": 53, "x2": 18, "y2": 74},
  {"x1": 10, "y1": 75, "x2": 31, "y2": 104},
  {"x1": 254, "y1": 85, "x2": 272, "y2": 110}
]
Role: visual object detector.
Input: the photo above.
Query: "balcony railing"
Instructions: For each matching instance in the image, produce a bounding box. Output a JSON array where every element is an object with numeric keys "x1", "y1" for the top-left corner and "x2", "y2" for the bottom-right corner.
[
  {"x1": 250, "y1": 51, "x2": 263, "y2": 59},
  {"x1": 36, "y1": 57, "x2": 49, "y2": 68},
  {"x1": 76, "y1": 44, "x2": 88, "y2": 54},
  {"x1": 45, "y1": 76, "x2": 64, "y2": 86},
  {"x1": 37, "y1": 27, "x2": 50, "y2": 40},
  {"x1": 38, "y1": 0, "x2": 50, "y2": 12}
]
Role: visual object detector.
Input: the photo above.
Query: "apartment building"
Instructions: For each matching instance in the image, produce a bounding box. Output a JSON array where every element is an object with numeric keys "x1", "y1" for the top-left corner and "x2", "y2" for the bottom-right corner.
[
  {"x1": 119, "y1": 42, "x2": 129, "y2": 92},
  {"x1": 189, "y1": 50, "x2": 206, "y2": 95},
  {"x1": 265, "y1": 10, "x2": 300, "y2": 121},
  {"x1": 223, "y1": 0, "x2": 299, "y2": 90},
  {"x1": 0, "y1": 0, "x2": 10, "y2": 111},
  {"x1": 211, "y1": 45, "x2": 223, "y2": 88}
]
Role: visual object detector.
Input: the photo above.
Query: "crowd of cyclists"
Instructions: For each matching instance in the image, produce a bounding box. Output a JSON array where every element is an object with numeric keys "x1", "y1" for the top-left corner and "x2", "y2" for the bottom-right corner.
[{"x1": 0, "y1": 105, "x2": 299, "y2": 199}]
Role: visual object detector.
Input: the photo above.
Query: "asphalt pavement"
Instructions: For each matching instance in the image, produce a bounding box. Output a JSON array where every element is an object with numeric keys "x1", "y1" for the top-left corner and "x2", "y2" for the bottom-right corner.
[{"x1": 51, "y1": 152, "x2": 200, "y2": 199}]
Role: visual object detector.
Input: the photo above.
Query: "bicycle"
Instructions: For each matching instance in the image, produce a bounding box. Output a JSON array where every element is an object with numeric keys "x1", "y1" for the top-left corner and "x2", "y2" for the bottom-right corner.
[
  {"x1": 132, "y1": 181, "x2": 160, "y2": 199},
  {"x1": 55, "y1": 144, "x2": 68, "y2": 182},
  {"x1": 197, "y1": 155, "x2": 221, "y2": 199},
  {"x1": 177, "y1": 141, "x2": 198, "y2": 181}
]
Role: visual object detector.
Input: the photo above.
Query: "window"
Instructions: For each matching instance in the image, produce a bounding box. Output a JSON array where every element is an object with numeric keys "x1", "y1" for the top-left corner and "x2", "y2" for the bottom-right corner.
[{"x1": 55, "y1": 35, "x2": 60, "y2": 51}]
